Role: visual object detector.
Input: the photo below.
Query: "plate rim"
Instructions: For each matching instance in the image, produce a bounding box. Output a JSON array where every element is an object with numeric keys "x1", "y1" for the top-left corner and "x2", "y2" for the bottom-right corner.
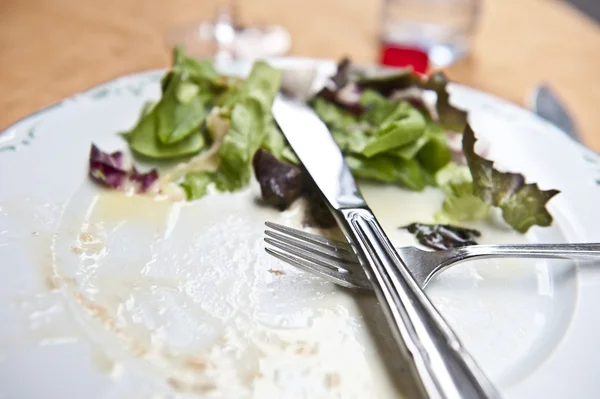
[{"x1": 2, "y1": 57, "x2": 600, "y2": 398}]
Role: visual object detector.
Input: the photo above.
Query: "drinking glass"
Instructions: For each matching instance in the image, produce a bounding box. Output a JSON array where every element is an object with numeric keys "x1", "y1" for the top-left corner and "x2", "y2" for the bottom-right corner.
[
  {"x1": 165, "y1": 4, "x2": 291, "y2": 62},
  {"x1": 379, "y1": 0, "x2": 482, "y2": 72}
]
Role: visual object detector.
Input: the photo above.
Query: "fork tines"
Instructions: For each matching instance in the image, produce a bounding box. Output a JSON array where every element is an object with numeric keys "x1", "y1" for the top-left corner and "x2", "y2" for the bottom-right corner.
[{"x1": 263, "y1": 221, "x2": 371, "y2": 290}]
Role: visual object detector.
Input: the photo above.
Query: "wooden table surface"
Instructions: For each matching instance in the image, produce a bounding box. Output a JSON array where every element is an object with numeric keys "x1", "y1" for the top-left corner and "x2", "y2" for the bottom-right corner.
[{"x1": 2, "y1": 0, "x2": 599, "y2": 150}]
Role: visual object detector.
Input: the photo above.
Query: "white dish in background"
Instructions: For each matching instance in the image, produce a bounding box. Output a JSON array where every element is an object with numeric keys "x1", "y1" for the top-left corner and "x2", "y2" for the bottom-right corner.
[{"x1": 1, "y1": 59, "x2": 599, "y2": 399}]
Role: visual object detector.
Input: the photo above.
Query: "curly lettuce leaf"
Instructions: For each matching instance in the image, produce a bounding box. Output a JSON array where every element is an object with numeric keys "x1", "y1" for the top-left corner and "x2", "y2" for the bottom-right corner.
[
  {"x1": 421, "y1": 72, "x2": 467, "y2": 133},
  {"x1": 463, "y1": 125, "x2": 559, "y2": 232}
]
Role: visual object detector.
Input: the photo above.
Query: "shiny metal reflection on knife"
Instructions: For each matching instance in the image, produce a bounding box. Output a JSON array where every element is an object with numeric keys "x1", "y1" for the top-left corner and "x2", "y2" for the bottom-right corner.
[{"x1": 272, "y1": 94, "x2": 499, "y2": 399}]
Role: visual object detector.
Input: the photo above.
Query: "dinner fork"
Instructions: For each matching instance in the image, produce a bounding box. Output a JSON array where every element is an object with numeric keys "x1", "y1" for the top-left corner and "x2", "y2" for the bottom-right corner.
[{"x1": 264, "y1": 222, "x2": 600, "y2": 291}]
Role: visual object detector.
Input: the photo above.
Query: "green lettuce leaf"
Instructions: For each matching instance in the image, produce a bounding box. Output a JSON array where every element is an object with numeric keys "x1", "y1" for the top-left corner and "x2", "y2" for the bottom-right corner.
[
  {"x1": 434, "y1": 163, "x2": 490, "y2": 222},
  {"x1": 346, "y1": 154, "x2": 426, "y2": 191},
  {"x1": 356, "y1": 67, "x2": 467, "y2": 133},
  {"x1": 225, "y1": 61, "x2": 282, "y2": 113},
  {"x1": 177, "y1": 61, "x2": 284, "y2": 194},
  {"x1": 359, "y1": 89, "x2": 388, "y2": 108},
  {"x1": 281, "y1": 147, "x2": 300, "y2": 164},
  {"x1": 261, "y1": 121, "x2": 286, "y2": 159},
  {"x1": 463, "y1": 125, "x2": 559, "y2": 232},
  {"x1": 362, "y1": 107, "x2": 425, "y2": 157},
  {"x1": 331, "y1": 127, "x2": 371, "y2": 154},
  {"x1": 154, "y1": 72, "x2": 208, "y2": 145},
  {"x1": 392, "y1": 122, "x2": 443, "y2": 160},
  {"x1": 124, "y1": 109, "x2": 206, "y2": 159},
  {"x1": 215, "y1": 98, "x2": 264, "y2": 191},
  {"x1": 312, "y1": 97, "x2": 357, "y2": 130},
  {"x1": 172, "y1": 47, "x2": 221, "y2": 86},
  {"x1": 175, "y1": 81, "x2": 200, "y2": 103},
  {"x1": 312, "y1": 97, "x2": 374, "y2": 155},
  {"x1": 318, "y1": 95, "x2": 427, "y2": 159},
  {"x1": 416, "y1": 124, "x2": 452, "y2": 173},
  {"x1": 180, "y1": 171, "x2": 213, "y2": 200},
  {"x1": 361, "y1": 99, "x2": 410, "y2": 127}
]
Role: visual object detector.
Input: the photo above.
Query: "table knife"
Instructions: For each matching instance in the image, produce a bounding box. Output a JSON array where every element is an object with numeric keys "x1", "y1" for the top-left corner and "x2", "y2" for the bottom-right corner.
[
  {"x1": 529, "y1": 83, "x2": 581, "y2": 143},
  {"x1": 272, "y1": 95, "x2": 499, "y2": 399}
]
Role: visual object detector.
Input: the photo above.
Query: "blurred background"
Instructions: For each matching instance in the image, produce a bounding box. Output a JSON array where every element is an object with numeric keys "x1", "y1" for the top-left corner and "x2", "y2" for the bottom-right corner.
[{"x1": 1, "y1": 0, "x2": 599, "y2": 149}]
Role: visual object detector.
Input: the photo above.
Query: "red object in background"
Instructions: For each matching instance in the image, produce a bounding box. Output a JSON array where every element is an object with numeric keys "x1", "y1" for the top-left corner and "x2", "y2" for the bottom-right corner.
[{"x1": 380, "y1": 42, "x2": 429, "y2": 74}]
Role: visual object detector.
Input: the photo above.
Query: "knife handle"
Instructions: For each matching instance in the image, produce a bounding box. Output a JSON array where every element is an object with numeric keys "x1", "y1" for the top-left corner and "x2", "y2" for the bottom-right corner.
[{"x1": 339, "y1": 207, "x2": 499, "y2": 399}]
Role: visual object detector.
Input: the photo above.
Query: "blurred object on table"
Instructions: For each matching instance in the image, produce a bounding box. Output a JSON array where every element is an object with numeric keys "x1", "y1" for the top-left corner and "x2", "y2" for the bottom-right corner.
[
  {"x1": 379, "y1": 0, "x2": 481, "y2": 73},
  {"x1": 529, "y1": 83, "x2": 582, "y2": 143},
  {"x1": 566, "y1": 0, "x2": 600, "y2": 22},
  {"x1": 165, "y1": 3, "x2": 291, "y2": 61}
]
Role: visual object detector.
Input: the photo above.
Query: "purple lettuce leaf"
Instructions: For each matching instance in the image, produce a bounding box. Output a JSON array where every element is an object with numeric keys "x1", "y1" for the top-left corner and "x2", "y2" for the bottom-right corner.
[
  {"x1": 357, "y1": 69, "x2": 467, "y2": 133},
  {"x1": 316, "y1": 60, "x2": 466, "y2": 132},
  {"x1": 420, "y1": 72, "x2": 468, "y2": 133},
  {"x1": 314, "y1": 58, "x2": 364, "y2": 115},
  {"x1": 89, "y1": 144, "x2": 128, "y2": 189},
  {"x1": 130, "y1": 167, "x2": 160, "y2": 193},
  {"x1": 89, "y1": 144, "x2": 158, "y2": 193}
]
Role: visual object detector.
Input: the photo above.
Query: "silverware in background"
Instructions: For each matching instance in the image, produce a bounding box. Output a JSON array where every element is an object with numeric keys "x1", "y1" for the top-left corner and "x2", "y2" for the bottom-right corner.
[
  {"x1": 529, "y1": 83, "x2": 581, "y2": 143},
  {"x1": 272, "y1": 94, "x2": 499, "y2": 399},
  {"x1": 264, "y1": 222, "x2": 600, "y2": 291}
]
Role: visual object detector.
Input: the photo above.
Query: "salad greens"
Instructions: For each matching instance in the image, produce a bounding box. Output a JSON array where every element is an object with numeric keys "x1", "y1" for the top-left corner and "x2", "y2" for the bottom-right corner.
[
  {"x1": 91, "y1": 48, "x2": 560, "y2": 234},
  {"x1": 89, "y1": 144, "x2": 158, "y2": 193},
  {"x1": 463, "y1": 125, "x2": 559, "y2": 233},
  {"x1": 121, "y1": 48, "x2": 285, "y2": 198},
  {"x1": 402, "y1": 223, "x2": 481, "y2": 250},
  {"x1": 253, "y1": 149, "x2": 304, "y2": 210},
  {"x1": 434, "y1": 163, "x2": 490, "y2": 223},
  {"x1": 215, "y1": 98, "x2": 265, "y2": 191},
  {"x1": 310, "y1": 91, "x2": 442, "y2": 191}
]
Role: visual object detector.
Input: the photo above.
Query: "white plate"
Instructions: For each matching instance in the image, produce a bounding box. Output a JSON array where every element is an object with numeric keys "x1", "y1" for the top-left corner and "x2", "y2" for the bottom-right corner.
[{"x1": 1, "y1": 59, "x2": 600, "y2": 399}]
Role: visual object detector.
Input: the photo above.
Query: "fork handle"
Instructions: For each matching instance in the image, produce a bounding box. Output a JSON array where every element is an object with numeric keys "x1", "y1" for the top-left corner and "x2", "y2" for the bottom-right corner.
[
  {"x1": 464, "y1": 243, "x2": 600, "y2": 260},
  {"x1": 339, "y1": 207, "x2": 499, "y2": 399}
]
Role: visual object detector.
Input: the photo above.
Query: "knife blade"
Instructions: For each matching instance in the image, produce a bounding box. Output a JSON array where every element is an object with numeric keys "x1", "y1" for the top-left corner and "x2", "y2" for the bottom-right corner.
[
  {"x1": 272, "y1": 94, "x2": 498, "y2": 399},
  {"x1": 529, "y1": 83, "x2": 581, "y2": 142},
  {"x1": 271, "y1": 96, "x2": 365, "y2": 209}
]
